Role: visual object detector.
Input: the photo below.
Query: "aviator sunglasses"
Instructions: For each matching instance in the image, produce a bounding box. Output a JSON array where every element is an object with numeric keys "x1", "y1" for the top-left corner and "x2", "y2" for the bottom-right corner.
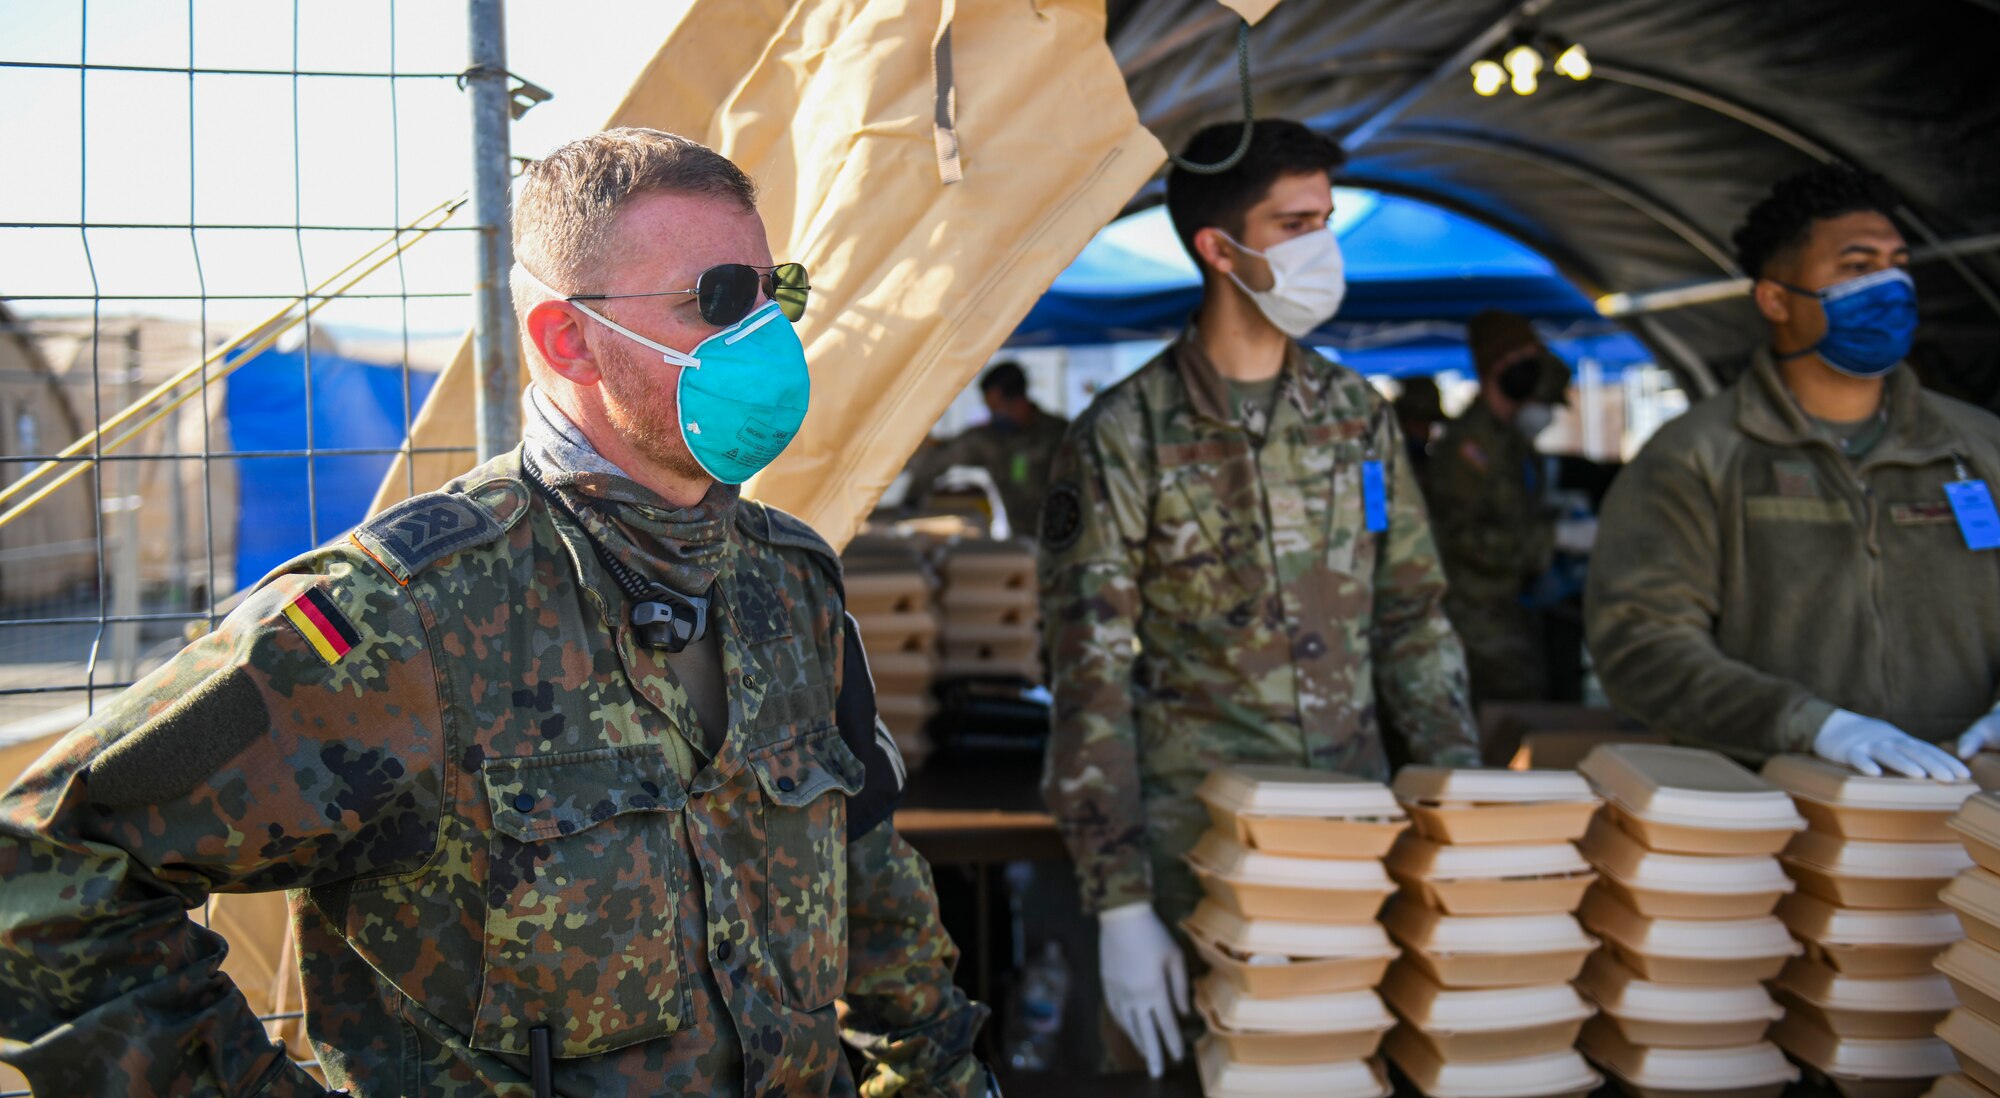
[{"x1": 566, "y1": 261, "x2": 810, "y2": 328}]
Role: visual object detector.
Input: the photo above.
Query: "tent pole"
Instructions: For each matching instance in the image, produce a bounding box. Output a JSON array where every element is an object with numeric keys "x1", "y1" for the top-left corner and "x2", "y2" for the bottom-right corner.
[{"x1": 466, "y1": 0, "x2": 520, "y2": 461}]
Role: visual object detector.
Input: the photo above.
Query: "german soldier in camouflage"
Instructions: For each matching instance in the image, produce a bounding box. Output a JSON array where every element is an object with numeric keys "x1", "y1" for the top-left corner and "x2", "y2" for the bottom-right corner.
[
  {"x1": 0, "y1": 129, "x2": 990, "y2": 1096},
  {"x1": 1038, "y1": 121, "x2": 1481, "y2": 1079}
]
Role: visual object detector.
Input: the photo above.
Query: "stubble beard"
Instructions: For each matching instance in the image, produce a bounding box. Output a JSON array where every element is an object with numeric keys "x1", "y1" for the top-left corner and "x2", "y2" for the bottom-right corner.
[{"x1": 597, "y1": 337, "x2": 711, "y2": 483}]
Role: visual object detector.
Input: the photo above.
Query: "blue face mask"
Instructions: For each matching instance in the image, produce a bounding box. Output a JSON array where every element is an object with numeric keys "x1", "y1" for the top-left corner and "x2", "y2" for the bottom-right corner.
[
  {"x1": 524, "y1": 263, "x2": 812, "y2": 485},
  {"x1": 1779, "y1": 267, "x2": 1918, "y2": 379}
]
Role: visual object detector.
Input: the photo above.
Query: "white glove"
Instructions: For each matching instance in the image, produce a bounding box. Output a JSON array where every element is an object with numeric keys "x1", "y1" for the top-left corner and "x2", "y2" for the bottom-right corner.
[
  {"x1": 1957, "y1": 709, "x2": 2000, "y2": 760},
  {"x1": 1097, "y1": 901, "x2": 1188, "y2": 1078},
  {"x1": 1815, "y1": 709, "x2": 1971, "y2": 781},
  {"x1": 1554, "y1": 516, "x2": 1598, "y2": 555}
]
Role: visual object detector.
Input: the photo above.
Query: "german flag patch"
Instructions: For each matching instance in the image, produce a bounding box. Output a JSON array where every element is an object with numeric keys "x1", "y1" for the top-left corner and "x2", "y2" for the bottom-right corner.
[{"x1": 281, "y1": 588, "x2": 360, "y2": 666}]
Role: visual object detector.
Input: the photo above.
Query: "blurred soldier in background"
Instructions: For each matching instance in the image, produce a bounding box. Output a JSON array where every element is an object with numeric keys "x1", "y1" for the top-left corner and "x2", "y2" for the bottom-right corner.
[
  {"x1": 903, "y1": 360, "x2": 1070, "y2": 537},
  {"x1": 1038, "y1": 119, "x2": 1480, "y2": 1079},
  {"x1": 1393, "y1": 374, "x2": 1449, "y2": 490},
  {"x1": 1428, "y1": 310, "x2": 1584, "y2": 705}
]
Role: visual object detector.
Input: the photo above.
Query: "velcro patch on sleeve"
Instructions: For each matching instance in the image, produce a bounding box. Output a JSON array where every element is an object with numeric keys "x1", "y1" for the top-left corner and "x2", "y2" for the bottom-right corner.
[{"x1": 282, "y1": 587, "x2": 361, "y2": 665}]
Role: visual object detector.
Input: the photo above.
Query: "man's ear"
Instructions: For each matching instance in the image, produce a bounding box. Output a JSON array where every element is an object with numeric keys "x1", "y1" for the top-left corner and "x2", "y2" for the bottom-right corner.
[
  {"x1": 525, "y1": 299, "x2": 603, "y2": 387},
  {"x1": 1192, "y1": 226, "x2": 1236, "y2": 278},
  {"x1": 1751, "y1": 278, "x2": 1793, "y2": 327}
]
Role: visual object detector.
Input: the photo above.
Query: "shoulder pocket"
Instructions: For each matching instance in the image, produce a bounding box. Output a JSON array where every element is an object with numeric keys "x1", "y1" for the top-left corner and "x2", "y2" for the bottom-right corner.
[{"x1": 473, "y1": 746, "x2": 689, "y2": 1057}]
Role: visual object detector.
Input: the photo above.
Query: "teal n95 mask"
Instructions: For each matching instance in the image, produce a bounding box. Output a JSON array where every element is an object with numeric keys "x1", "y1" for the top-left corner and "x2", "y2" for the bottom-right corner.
[{"x1": 520, "y1": 264, "x2": 812, "y2": 484}]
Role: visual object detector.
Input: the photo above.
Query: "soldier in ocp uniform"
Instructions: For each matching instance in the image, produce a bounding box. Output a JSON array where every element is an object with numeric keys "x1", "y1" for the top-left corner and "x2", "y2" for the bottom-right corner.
[
  {"x1": 1037, "y1": 120, "x2": 1481, "y2": 1078},
  {"x1": 0, "y1": 129, "x2": 990, "y2": 1096},
  {"x1": 902, "y1": 361, "x2": 1070, "y2": 537},
  {"x1": 1427, "y1": 310, "x2": 1575, "y2": 705}
]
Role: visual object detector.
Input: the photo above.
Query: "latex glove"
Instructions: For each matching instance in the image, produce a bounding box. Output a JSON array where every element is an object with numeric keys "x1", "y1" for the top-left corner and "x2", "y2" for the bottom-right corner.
[
  {"x1": 1957, "y1": 709, "x2": 2000, "y2": 760},
  {"x1": 1097, "y1": 901, "x2": 1189, "y2": 1078},
  {"x1": 1815, "y1": 708, "x2": 1971, "y2": 781},
  {"x1": 1554, "y1": 516, "x2": 1599, "y2": 555}
]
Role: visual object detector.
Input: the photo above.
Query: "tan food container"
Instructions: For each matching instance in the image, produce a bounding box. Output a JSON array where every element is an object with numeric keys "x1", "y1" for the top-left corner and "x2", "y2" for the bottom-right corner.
[
  {"x1": 1942, "y1": 869, "x2": 2000, "y2": 950},
  {"x1": 1580, "y1": 745, "x2": 1807, "y2": 856},
  {"x1": 1579, "y1": 889, "x2": 1801, "y2": 984},
  {"x1": 1378, "y1": 961, "x2": 1594, "y2": 1061},
  {"x1": 1185, "y1": 832, "x2": 1397, "y2": 924},
  {"x1": 1383, "y1": 1026, "x2": 1601, "y2": 1098},
  {"x1": 1773, "y1": 1012, "x2": 1962, "y2": 1098},
  {"x1": 1937, "y1": 1009, "x2": 2000, "y2": 1096},
  {"x1": 849, "y1": 609, "x2": 939, "y2": 653},
  {"x1": 1950, "y1": 794, "x2": 2000, "y2": 876},
  {"x1": 1380, "y1": 901, "x2": 1598, "y2": 988},
  {"x1": 1580, "y1": 1016, "x2": 1799, "y2": 1098},
  {"x1": 1763, "y1": 755, "x2": 1977, "y2": 842},
  {"x1": 1194, "y1": 975, "x2": 1395, "y2": 1064},
  {"x1": 1392, "y1": 766, "x2": 1602, "y2": 845},
  {"x1": 1770, "y1": 956, "x2": 1958, "y2": 1040},
  {"x1": 1194, "y1": 1036, "x2": 1390, "y2": 1098},
  {"x1": 1385, "y1": 834, "x2": 1596, "y2": 915},
  {"x1": 1934, "y1": 939, "x2": 2000, "y2": 1020},
  {"x1": 1778, "y1": 893, "x2": 1963, "y2": 976},
  {"x1": 1196, "y1": 766, "x2": 1408, "y2": 859},
  {"x1": 1183, "y1": 900, "x2": 1399, "y2": 996},
  {"x1": 1923, "y1": 1076, "x2": 2000, "y2": 1098},
  {"x1": 1784, "y1": 830, "x2": 1974, "y2": 910},
  {"x1": 1574, "y1": 952, "x2": 1783, "y2": 1048},
  {"x1": 1580, "y1": 814, "x2": 1795, "y2": 919}
]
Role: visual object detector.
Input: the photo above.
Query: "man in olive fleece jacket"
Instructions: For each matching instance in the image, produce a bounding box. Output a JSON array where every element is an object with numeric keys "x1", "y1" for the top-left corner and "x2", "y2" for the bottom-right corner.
[{"x1": 1587, "y1": 165, "x2": 2000, "y2": 778}]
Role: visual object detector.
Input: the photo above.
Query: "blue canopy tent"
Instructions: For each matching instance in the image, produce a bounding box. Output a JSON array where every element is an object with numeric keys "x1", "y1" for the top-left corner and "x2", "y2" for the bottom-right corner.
[
  {"x1": 224, "y1": 346, "x2": 437, "y2": 590},
  {"x1": 1008, "y1": 189, "x2": 1653, "y2": 379}
]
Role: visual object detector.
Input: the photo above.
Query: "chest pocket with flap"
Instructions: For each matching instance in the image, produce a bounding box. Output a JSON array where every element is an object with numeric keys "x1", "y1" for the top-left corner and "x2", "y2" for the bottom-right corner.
[
  {"x1": 475, "y1": 745, "x2": 690, "y2": 1057},
  {"x1": 750, "y1": 725, "x2": 864, "y2": 1010}
]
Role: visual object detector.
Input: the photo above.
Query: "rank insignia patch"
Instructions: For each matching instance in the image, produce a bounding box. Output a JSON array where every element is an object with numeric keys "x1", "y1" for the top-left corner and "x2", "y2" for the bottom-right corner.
[{"x1": 281, "y1": 587, "x2": 360, "y2": 665}]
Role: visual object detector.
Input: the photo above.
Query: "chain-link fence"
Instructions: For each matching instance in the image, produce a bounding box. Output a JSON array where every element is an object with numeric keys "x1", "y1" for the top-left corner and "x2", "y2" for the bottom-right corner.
[{"x1": 0, "y1": 2, "x2": 530, "y2": 1089}]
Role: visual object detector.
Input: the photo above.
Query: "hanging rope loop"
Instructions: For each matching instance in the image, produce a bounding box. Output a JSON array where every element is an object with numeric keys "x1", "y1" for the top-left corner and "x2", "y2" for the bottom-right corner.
[{"x1": 1168, "y1": 18, "x2": 1255, "y2": 175}]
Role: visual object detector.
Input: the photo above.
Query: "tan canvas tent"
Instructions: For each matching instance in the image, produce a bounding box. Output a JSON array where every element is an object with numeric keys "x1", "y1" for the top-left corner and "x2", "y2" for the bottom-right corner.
[{"x1": 373, "y1": 0, "x2": 1167, "y2": 549}]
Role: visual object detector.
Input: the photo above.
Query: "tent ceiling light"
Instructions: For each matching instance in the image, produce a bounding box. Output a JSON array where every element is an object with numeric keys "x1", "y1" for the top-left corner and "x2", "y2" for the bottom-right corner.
[
  {"x1": 1471, "y1": 60, "x2": 1506, "y2": 97},
  {"x1": 1554, "y1": 43, "x2": 1592, "y2": 81},
  {"x1": 1474, "y1": 35, "x2": 1589, "y2": 97}
]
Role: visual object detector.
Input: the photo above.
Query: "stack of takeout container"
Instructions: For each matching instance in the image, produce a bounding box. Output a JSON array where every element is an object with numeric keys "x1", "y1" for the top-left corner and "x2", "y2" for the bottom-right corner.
[
  {"x1": 1931, "y1": 791, "x2": 2000, "y2": 1098},
  {"x1": 1377, "y1": 767, "x2": 1604, "y2": 1098},
  {"x1": 1759, "y1": 755, "x2": 1971, "y2": 1097},
  {"x1": 1183, "y1": 766, "x2": 1404, "y2": 1094},
  {"x1": 1572, "y1": 745, "x2": 1805, "y2": 1098},
  {"x1": 841, "y1": 537, "x2": 941, "y2": 770},
  {"x1": 935, "y1": 540, "x2": 1040, "y2": 682}
]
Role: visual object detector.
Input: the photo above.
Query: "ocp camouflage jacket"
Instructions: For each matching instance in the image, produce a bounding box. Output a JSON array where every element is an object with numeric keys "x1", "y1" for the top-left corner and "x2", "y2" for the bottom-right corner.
[
  {"x1": 0, "y1": 449, "x2": 986, "y2": 1097},
  {"x1": 1038, "y1": 330, "x2": 1481, "y2": 916}
]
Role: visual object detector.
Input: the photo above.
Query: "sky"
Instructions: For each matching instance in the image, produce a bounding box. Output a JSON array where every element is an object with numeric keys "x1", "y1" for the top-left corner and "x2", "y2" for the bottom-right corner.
[{"x1": 0, "y1": 0, "x2": 694, "y2": 339}]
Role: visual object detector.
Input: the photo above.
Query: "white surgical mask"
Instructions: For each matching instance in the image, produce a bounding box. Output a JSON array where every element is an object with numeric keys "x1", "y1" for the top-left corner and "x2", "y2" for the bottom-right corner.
[
  {"x1": 1515, "y1": 402, "x2": 1555, "y2": 438},
  {"x1": 1217, "y1": 227, "x2": 1348, "y2": 338}
]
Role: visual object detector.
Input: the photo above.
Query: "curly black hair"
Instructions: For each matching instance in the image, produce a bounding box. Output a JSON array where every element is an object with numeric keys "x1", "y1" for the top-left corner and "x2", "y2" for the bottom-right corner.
[
  {"x1": 1166, "y1": 119, "x2": 1347, "y2": 263},
  {"x1": 1732, "y1": 164, "x2": 1899, "y2": 279}
]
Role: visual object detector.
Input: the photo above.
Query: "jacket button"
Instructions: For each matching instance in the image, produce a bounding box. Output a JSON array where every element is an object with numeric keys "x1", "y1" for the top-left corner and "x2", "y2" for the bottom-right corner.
[
  {"x1": 717, "y1": 940, "x2": 734, "y2": 962},
  {"x1": 513, "y1": 793, "x2": 535, "y2": 812},
  {"x1": 776, "y1": 776, "x2": 796, "y2": 793}
]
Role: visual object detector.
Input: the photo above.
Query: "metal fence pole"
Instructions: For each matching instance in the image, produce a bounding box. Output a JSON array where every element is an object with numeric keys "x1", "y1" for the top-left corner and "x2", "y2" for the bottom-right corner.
[{"x1": 467, "y1": 0, "x2": 520, "y2": 460}]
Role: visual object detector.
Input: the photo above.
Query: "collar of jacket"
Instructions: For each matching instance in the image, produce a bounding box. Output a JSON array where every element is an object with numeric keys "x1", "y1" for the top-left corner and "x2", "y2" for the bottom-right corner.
[
  {"x1": 1737, "y1": 346, "x2": 1955, "y2": 467},
  {"x1": 1173, "y1": 322, "x2": 1329, "y2": 428},
  {"x1": 522, "y1": 389, "x2": 738, "y2": 599}
]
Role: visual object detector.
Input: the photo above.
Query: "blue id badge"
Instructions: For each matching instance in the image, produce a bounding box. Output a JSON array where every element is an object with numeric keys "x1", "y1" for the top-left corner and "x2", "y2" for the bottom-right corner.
[
  {"x1": 1946, "y1": 480, "x2": 2000, "y2": 551},
  {"x1": 1362, "y1": 460, "x2": 1389, "y2": 533}
]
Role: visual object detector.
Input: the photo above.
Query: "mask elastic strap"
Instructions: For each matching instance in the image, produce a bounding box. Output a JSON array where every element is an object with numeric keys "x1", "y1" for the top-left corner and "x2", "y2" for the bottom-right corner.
[
  {"x1": 515, "y1": 262, "x2": 701, "y2": 369},
  {"x1": 566, "y1": 299, "x2": 701, "y2": 369}
]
